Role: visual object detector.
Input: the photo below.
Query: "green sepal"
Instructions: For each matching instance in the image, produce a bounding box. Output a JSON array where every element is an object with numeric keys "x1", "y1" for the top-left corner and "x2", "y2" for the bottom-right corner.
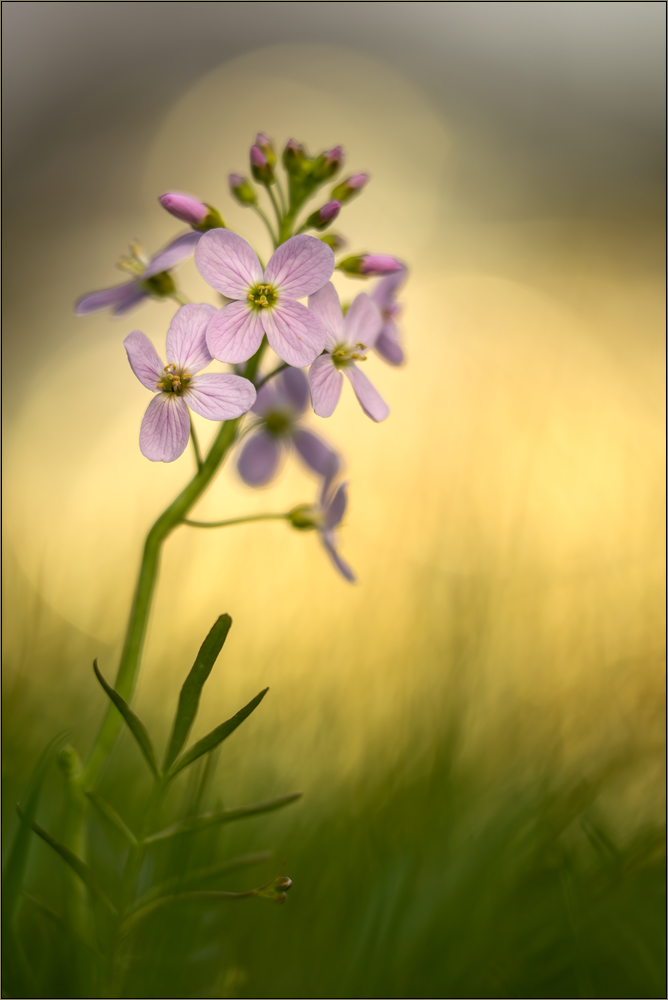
[
  {"x1": 193, "y1": 204, "x2": 225, "y2": 231},
  {"x1": 93, "y1": 660, "x2": 159, "y2": 778},
  {"x1": 2, "y1": 730, "x2": 69, "y2": 926},
  {"x1": 162, "y1": 614, "x2": 232, "y2": 773},
  {"x1": 145, "y1": 792, "x2": 302, "y2": 844},
  {"x1": 167, "y1": 687, "x2": 269, "y2": 779},
  {"x1": 85, "y1": 790, "x2": 137, "y2": 846},
  {"x1": 15, "y1": 806, "x2": 117, "y2": 914}
]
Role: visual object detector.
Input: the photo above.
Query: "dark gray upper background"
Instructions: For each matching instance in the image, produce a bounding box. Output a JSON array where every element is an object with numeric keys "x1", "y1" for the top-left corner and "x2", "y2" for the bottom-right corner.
[{"x1": 3, "y1": 1, "x2": 666, "y2": 222}]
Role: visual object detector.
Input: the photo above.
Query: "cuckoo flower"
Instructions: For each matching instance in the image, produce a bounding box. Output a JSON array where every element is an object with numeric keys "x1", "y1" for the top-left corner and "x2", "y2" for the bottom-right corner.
[
  {"x1": 237, "y1": 367, "x2": 339, "y2": 487},
  {"x1": 75, "y1": 233, "x2": 200, "y2": 316},
  {"x1": 124, "y1": 304, "x2": 256, "y2": 463},
  {"x1": 307, "y1": 282, "x2": 388, "y2": 422},
  {"x1": 195, "y1": 231, "x2": 334, "y2": 367},
  {"x1": 290, "y1": 480, "x2": 355, "y2": 582},
  {"x1": 371, "y1": 266, "x2": 408, "y2": 366}
]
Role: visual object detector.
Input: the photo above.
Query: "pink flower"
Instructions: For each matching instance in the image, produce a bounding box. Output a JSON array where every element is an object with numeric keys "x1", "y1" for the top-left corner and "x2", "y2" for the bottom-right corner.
[
  {"x1": 290, "y1": 480, "x2": 355, "y2": 582},
  {"x1": 371, "y1": 266, "x2": 408, "y2": 366},
  {"x1": 336, "y1": 254, "x2": 404, "y2": 277},
  {"x1": 76, "y1": 233, "x2": 200, "y2": 316},
  {"x1": 307, "y1": 282, "x2": 389, "y2": 422},
  {"x1": 124, "y1": 304, "x2": 256, "y2": 463},
  {"x1": 237, "y1": 368, "x2": 339, "y2": 487},
  {"x1": 195, "y1": 231, "x2": 335, "y2": 367}
]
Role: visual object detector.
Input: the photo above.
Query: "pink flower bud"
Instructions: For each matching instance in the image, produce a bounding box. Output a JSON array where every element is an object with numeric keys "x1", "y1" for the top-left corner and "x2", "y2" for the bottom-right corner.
[
  {"x1": 359, "y1": 255, "x2": 403, "y2": 275},
  {"x1": 250, "y1": 146, "x2": 268, "y2": 170},
  {"x1": 331, "y1": 173, "x2": 369, "y2": 204},
  {"x1": 255, "y1": 132, "x2": 277, "y2": 166},
  {"x1": 159, "y1": 193, "x2": 208, "y2": 227},
  {"x1": 251, "y1": 145, "x2": 275, "y2": 184},
  {"x1": 319, "y1": 200, "x2": 341, "y2": 223}
]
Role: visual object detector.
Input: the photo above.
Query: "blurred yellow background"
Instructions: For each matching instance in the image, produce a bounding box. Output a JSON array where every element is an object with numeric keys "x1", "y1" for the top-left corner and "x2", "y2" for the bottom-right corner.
[{"x1": 4, "y1": 44, "x2": 665, "y2": 818}]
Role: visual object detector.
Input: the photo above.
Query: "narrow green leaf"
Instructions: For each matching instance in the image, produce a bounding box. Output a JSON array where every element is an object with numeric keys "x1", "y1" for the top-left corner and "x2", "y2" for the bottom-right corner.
[
  {"x1": 162, "y1": 614, "x2": 232, "y2": 772},
  {"x1": 93, "y1": 660, "x2": 159, "y2": 778},
  {"x1": 85, "y1": 790, "x2": 137, "y2": 846},
  {"x1": 2, "y1": 731, "x2": 68, "y2": 925},
  {"x1": 168, "y1": 688, "x2": 268, "y2": 778},
  {"x1": 132, "y1": 851, "x2": 273, "y2": 909},
  {"x1": 119, "y1": 887, "x2": 259, "y2": 940},
  {"x1": 15, "y1": 805, "x2": 117, "y2": 914},
  {"x1": 22, "y1": 891, "x2": 103, "y2": 957},
  {"x1": 145, "y1": 792, "x2": 302, "y2": 844}
]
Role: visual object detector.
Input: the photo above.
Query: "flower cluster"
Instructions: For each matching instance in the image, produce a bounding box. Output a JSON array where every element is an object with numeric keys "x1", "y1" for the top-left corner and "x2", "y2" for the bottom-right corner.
[{"x1": 76, "y1": 134, "x2": 408, "y2": 581}]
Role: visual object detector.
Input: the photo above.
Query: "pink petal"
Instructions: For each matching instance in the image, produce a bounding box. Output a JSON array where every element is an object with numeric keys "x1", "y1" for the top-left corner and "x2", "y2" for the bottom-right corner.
[
  {"x1": 185, "y1": 373, "x2": 257, "y2": 421},
  {"x1": 124, "y1": 330, "x2": 164, "y2": 390},
  {"x1": 320, "y1": 531, "x2": 356, "y2": 583},
  {"x1": 345, "y1": 364, "x2": 389, "y2": 422},
  {"x1": 166, "y1": 303, "x2": 216, "y2": 373},
  {"x1": 323, "y1": 481, "x2": 348, "y2": 529},
  {"x1": 375, "y1": 322, "x2": 405, "y2": 366},
  {"x1": 292, "y1": 428, "x2": 339, "y2": 478},
  {"x1": 343, "y1": 293, "x2": 382, "y2": 349},
  {"x1": 371, "y1": 267, "x2": 407, "y2": 310},
  {"x1": 264, "y1": 235, "x2": 334, "y2": 298},
  {"x1": 277, "y1": 367, "x2": 309, "y2": 414},
  {"x1": 195, "y1": 229, "x2": 262, "y2": 298},
  {"x1": 263, "y1": 300, "x2": 326, "y2": 367},
  {"x1": 309, "y1": 354, "x2": 343, "y2": 417},
  {"x1": 307, "y1": 282, "x2": 343, "y2": 350},
  {"x1": 76, "y1": 280, "x2": 143, "y2": 315},
  {"x1": 139, "y1": 393, "x2": 190, "y2": 462},
  {"x1": 206, "y1": 301, "x2": 265, "y2": 363},
  {"x1": 143, "y1": 232, "x2": 201, "y2": 277},
  {"x1": 237, "y1": 431, "x2": 282, "y2": 486}
]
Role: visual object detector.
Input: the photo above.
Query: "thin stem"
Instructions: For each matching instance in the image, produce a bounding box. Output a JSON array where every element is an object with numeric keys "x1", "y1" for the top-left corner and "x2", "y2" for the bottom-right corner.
[
  {"x1": 255, "y1": 362, "x2": 289, "y2": 391},
  {"x1": 275, "y1": 178, "x2": 287, "y2": 215},
  {"x1": 251, "y1": 205, "x2": 278, "y2": 248},
  {"x1": 183, "y1": 513, "x2": 289, "y2": 530},
  {"x1": 189, "y1": 414, "x2": 203, "y2": 471},
  {"x1": 266, "y1": 184, "x2": 282, "y2": 228},
  {"x1": 170, "y1": 291, "x2": 190, "y2": 306}
]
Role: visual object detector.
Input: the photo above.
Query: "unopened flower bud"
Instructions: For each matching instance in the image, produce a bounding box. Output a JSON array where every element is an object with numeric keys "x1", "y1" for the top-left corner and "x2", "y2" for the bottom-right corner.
[
  {"x1": 288, "y1": 504, "x2": 320, "y2": 531},
  {"x1": 336, "y1": 254, "x2": 404, "y2": 277},
  {"x1": 331, "y1": 173, "x2": 369, "y2": 204},
  {"x1": 255, "y1": 132, "x2": 277, "y2": 167},
  {"x1": 251, "y1": 145, "x2": 275, "y2": 185},
  {"x1": 273, "y1": 877, "x2": 293, "y2": 891},
  {"x1": 229, "y1": 173, "x2": 257, "y2": 206},
  {"x1": 312, "y1": 146, "x2": 345, "y2": 182},
  {"x1": 319, "y1": 233, "x2": 348, "y2": 251},
  {"x1": 305, "y1": 200, "x2": 341, "y2": 231},
  {"x1": 282, "y1": 139, "x2": 309, "y2": 176},
  {"x1": 159, "y1": 193, "x2": 224, "y2": 231},
  {"x1": 57, "y1": 745, "x2": 83, "y2": 780}
]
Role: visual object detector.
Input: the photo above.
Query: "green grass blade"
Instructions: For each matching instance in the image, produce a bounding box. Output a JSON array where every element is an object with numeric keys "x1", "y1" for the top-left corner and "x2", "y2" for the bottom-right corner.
[
  {"x1": 132, "y1": 851, "x2": 273, "y2": 909},
  {"x1": 145, "y1": 793, "x2": 302, "y2": 844},
  {"x1": 15, "y1": 805, "x2": 117, "y2": 914},
  {"x1": 2, "y1": 730, "x2": 68, "y2": 925},
  {"x1": 93, "y1": 660, "x2": 159, "y2": 778},
  {"x1": 162, "y1": 614, "x2": 232, "y2": 772},
  {"x1": 168, "y1": 687, "x2": 268, "y2": 779},
  {"x1": 85, "y1": 790, "x2": 137, "y2": 846}
]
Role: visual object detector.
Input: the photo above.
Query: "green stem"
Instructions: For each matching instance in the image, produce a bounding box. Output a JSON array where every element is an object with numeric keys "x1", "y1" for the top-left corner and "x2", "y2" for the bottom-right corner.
[
  {"x1": 252, "y1": 205, "x2": 278, "y2": 248},
  {"x1": 255, "y1": 362, "x2": 289, "y2": 391},
  {"x1": 266, "y1": 184, "x2": 282, "y2": 228},
  {"x1": 189, "y1": 414, "x2": 203, "y2": 471},
  {"x1": 170, "y1": 291, "x2": 190, "y2": 306},
  {"x1": 184, "y1": 513, "x2": 289, "y2": 530},
  {"x1": 276, "y1": 178, "x2": 287, "y2": 215},
  {"x1": 278, "y1": 209, "x2": 297, "y2": 245}
]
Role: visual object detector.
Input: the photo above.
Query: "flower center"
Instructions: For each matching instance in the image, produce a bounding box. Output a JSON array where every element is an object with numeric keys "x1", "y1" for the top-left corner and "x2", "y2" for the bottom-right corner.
[
  {"x1": 117, "y1": 241, "x2": 149, "y2": 276},
  {"x1": 247, "y1": 283, "x2": 278, "y2": 310},
  {"x1": 157, "y1": 364, "x2": 192, "y2": 395},
  {"x1": 331, "y1": 342, "x2": 368, "y2": 369},
  {"x1": 264, "y1": 409, "x2": 293, "y2": 436}
]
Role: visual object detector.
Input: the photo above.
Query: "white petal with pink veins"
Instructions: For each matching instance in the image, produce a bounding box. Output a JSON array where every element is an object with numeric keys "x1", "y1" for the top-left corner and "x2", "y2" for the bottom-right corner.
[
  {"x1": 307, "y1": 282, "x2": 343, "y2": 349},
  {"x1": 206, "y1": 302, "x2": 265, "y2": 363},
  {"x1": 309, "y1": 354, "x2": 344, "y2": 417},
  {"x1": 345, "y1": 364, "x2": 390, "y2": 422},
  {"x1": 166, "y1": 303, "x2": 217, "y2": 373},
  {"x1": 185, "y1": 374, "x2": 257, "y2": 421},
  {"x1": 264, "y1": 235, "x2": 334, "y2": 298},
  {"x1": 124, "y1": 330, "x2": 164, "y2": 390},
  {"x1": 195, "y1": 229, "x2": 263, "y2": 298},
  {"x1": 263, "y1": 300, "x2": 326, "y2": 367},
  {"x1": 344, "y1": 293, "x2": 382, "y2": 349},
  {"x1": 139, "y1": 393, "x2": 190, "y2": 462}
]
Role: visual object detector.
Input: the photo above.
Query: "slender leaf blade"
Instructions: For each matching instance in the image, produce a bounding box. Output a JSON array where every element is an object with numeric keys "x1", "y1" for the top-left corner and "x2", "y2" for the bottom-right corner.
[
  {"x1": 132, "y1": 851, "x2": 273, "y2": 909},
  {"x1": 168, "y1": 687, "x2": 268, "y2": 778},
  {"x1": 93, "y1": 660, "x2": 159, "y2": 778},
  {"x1": 2, "y1": 731, "x2": 68, "y2": 925},
  {"x1": 163, "y1": 614, "x2": 232, "y2": 772},
  {"x1": 145, "y1": 792, "x2": 302, "y2": 844},
  {"x1": 85, "y1": 790, "x2": 137, "y2": 846},
  {"x1": 15, "y1": 806, "x2": 117, "y2": 914}
]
